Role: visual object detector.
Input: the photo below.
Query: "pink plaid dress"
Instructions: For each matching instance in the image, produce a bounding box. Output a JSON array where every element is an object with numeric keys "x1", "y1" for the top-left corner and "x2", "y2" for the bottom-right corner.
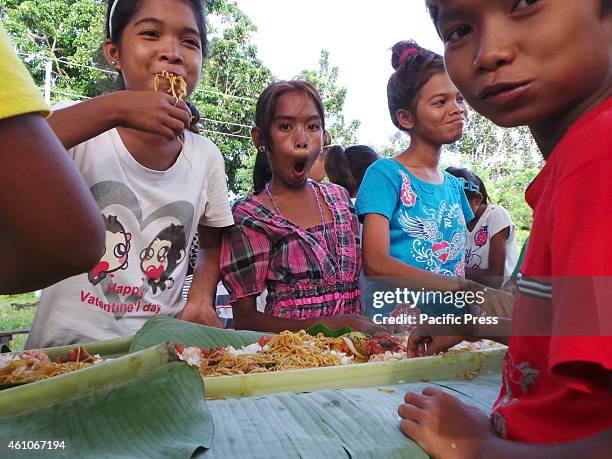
[{"x1": 220, "y1": 182, "x2": 361, "y2": 319}]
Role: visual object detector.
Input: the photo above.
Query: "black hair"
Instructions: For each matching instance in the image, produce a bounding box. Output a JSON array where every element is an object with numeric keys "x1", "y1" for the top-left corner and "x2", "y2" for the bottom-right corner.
[
  {"x1": 252, "y1": 80, "x2": 326, "y2": 194},
  {"x1": 426, "y1": 0, "x2": 611, "y2": 27},
  {"x1": 106, "y1": 0, "x2": 208, "y2": 57},
  {"x1": 445, "y1": 166, "x2": 490, "y2": 205},
  {"x1": 425, "y1": 0, "x2": 440, "y2": 28},
  {"x1": 387, "y1": 40, "x2": 445, "y2": 131},
  {"x1": 104, "y1": 215, "x2": 127, "y2": 234},
  {"x1": 155, "y1": 224, "x2": 187, "y2": 267},
  {"x1": 325, "y1": 145, "x2": 378, "y2": 197},
  {"x1": 105, "y1": 0, "x2": 207, "y2": 133}
]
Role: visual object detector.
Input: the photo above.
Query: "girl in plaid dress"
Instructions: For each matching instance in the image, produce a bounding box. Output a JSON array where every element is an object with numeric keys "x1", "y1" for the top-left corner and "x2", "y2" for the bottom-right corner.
[{"x1": 220, "y1": 80, "x2": 384, "y2": 334}]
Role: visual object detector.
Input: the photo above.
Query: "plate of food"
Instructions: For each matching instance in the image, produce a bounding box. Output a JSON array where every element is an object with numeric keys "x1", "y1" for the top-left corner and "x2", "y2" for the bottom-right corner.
[
  {"x1": 0, "y1": 346, "x2": 103, "y2": 388},
  {"x1": 172, "y1": 330, "x2": 506, "y2": 398}
]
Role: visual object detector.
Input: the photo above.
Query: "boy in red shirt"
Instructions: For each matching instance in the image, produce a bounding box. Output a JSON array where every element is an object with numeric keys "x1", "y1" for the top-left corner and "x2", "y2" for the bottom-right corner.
[{"x1": 399, "y1": 1, "x2": 612, "y2": 457}]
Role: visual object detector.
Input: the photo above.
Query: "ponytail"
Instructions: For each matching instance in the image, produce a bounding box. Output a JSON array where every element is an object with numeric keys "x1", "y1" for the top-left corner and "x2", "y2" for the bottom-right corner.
[{"x1": 252, "y1": 148, "x2": 272, "y2": 194}]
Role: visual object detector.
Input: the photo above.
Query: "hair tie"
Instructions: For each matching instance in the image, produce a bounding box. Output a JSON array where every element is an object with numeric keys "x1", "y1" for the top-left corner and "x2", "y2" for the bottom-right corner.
[
  {"x1": 458, "y1": 177, "x2": 480, "y2": 193},
  {"x1": 398, "y1": 48, "x2": 418, "y2": 68},
  {"x1": 108, "y1": 0, "x2": 121, "y2": 40}
]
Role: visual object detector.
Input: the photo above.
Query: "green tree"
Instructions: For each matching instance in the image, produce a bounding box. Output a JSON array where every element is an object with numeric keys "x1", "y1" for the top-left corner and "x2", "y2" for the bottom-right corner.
[
  {"x1": 299, "y1": 50, "x2": 361, "y2": 146},
  {"x1": 0, "y1": 0, "x2": 111, "y2": 97},
  {"x1": 195, "y1": 0, "x2": 273, "y2": 194},
  {"x1": 379, "y1": 131, "x2": 410, "y2": 157}
]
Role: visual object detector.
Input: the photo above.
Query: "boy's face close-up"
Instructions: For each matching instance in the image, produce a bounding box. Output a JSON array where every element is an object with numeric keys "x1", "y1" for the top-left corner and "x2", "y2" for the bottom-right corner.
[{"x1": 432, "y1": 0, "x2": 612, "y2": 129}]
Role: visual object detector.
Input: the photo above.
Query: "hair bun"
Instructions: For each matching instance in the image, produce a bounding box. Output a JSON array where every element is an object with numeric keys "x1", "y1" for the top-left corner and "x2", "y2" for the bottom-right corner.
[{"x1": 391, "y1": 40, "x2": 421, "y2": 71}]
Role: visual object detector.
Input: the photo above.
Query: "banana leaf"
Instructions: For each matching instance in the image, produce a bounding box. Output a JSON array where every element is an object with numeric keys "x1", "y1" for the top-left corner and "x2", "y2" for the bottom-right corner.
[
  {"x1": 44, "y1": 335, "x2": 134, "y2": 360},
  {"x1": 200, "y1": 373, "x2": 503, "y2": 458},
  {"x1": 306, "y1": 324, "x2": 354, "y2": 337},
  {"x1": 0, "y1": 336, "x2": 135, "y2": 390},
  {"x1": 130, "y1": 316, "x2": 267, "y2": 352},
  {"x1": 0, "y1": 344, "x2": 213, "y2": 458}
]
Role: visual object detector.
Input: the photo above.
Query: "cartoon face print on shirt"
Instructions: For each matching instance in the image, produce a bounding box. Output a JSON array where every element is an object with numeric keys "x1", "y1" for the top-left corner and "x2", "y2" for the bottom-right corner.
[
  {"x1": 140, "y1": 224, "x2": 187, "y2": 294},
  {"x1": 88, "y1": 215, "x2": 131, "y2": 285}
]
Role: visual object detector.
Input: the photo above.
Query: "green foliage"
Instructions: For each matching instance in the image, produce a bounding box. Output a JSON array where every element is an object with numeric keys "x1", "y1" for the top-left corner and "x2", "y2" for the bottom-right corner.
[
  {"x1": 299, "y1": 50, "x2": 361, "y2": 146},
  {"x1": 0, "y1": 0, "x2": 111, "y2": 96},
  {"x1": 0, "y1": 292, "x2": 38, "y2": 351},
  {"x1": 0, "y1": 302, "x2": 35, "y2": 332},
  {"x1": 197, "y1": 0, "x2": 273, "y2": 194},
  {"x1": 379, "y1": 131, "x2": 410, "y2": 157}
]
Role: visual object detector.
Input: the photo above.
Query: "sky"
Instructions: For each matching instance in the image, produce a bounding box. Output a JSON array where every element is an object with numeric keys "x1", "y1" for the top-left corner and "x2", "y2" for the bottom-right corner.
[{"x1": 236, "y1": 0, "x2": 443, "y2": 148}]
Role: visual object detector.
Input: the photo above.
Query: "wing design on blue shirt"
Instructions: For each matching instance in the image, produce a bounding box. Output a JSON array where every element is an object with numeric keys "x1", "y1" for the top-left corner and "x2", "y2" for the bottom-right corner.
[
  {"x1": 448, "y1": 231, "x2": 467, "y2": 261},
  {"x1": 398, "y1": 211, "x2": 440, "y2": 243}
]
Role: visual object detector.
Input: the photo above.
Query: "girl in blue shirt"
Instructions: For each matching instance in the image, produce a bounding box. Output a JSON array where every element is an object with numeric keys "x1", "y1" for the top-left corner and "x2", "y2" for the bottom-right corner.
[{"x1": 357, "y1": 41, "x2": 476, "y2": 318}]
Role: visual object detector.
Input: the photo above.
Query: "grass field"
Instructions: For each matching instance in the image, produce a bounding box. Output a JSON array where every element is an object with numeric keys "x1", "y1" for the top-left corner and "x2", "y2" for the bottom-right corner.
[{"x1": 0, "y1": 292, "x2": 38, "y2": 351}]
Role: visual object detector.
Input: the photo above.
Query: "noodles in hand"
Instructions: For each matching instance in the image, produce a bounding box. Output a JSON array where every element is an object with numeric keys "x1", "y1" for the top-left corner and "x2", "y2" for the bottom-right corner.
[
  {"x1": 153, "y1": 70, "x2": 189, "y2": 144},
  {"x1": 154, "y1": 70, "x2": 187, "y2": 100}
]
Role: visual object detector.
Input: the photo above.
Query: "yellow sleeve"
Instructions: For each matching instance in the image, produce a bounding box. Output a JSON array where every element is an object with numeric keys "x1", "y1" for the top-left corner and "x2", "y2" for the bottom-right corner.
[{"x1": 0, "y1": 25, "x2": 50, "y2": 120}]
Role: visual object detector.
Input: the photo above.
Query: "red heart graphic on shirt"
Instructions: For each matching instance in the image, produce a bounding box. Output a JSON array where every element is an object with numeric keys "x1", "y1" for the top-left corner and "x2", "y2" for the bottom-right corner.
[
  {"x1": 145, "y1": 265, "x2": 166, "y2": 280},
  {"x1": 91, "y1": 261, "x2": 110, "y2": 279},
  {"x1": 432, "y1": 241, "x2": 451, "y2": 263}
]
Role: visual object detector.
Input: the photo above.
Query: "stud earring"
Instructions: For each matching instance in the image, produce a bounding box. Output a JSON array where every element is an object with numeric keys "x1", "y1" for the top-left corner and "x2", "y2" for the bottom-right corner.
[
  {"x1": 258, "y1": 145, "x2": 266, "y2": 153},
  {"x1": 111, "y1": 61, "x2": 117, "y2": 66}
]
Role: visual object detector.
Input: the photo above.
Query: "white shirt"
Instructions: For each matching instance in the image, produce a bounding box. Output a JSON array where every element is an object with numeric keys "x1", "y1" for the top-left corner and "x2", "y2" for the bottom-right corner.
[
  {"x1": 466, "y1": 205, "x2": 518, "y2": 282},
  {"x1": 27, "y1": 128, "x2": 233, "y2": 348}
]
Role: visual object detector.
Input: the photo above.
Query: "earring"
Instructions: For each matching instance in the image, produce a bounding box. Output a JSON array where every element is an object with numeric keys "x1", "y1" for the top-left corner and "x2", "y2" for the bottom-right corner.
[
  {"x1": 258, "y1": 145, "x2": 266, "y2": 153},
  {"x1": 111, "y1": 61, "x2": 117, "y2": 66}
]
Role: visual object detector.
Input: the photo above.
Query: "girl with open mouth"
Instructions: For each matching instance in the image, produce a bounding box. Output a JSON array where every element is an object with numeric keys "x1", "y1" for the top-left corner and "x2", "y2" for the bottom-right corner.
[{"x1": 220, "y1": 80, "x2": 387, "y2": 335}]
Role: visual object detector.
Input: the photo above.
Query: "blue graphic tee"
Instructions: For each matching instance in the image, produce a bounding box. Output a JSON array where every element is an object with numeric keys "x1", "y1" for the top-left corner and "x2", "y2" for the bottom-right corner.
[{"x1": 356, "y1": 158, "x2": 474, "y2": 316}]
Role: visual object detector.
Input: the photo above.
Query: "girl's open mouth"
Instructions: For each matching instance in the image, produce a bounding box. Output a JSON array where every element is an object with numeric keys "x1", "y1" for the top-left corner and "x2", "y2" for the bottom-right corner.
[{"x1": 293, "y1": 161, "x2": 306, "y2": 174}]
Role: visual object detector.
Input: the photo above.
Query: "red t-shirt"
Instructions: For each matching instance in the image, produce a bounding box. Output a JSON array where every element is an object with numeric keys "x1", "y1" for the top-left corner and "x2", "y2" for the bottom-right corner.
[{"x1": 491, "y1": 98, "x2": 612, "y2": 443}]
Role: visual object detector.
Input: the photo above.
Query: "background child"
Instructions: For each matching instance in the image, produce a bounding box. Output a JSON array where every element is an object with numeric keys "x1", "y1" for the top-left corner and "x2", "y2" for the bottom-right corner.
[
  {"x1": 26, "y1": 0, "x2": 233, "y2": 349},
  {"x1": 446, "y1": 167, "x2": 518, "y2": 288},
  {"x1": 325, "y1": 144, "x2": 379, "y2": 200},
  {"x1": 0, "y1": 25, "x2": 104, "y2": 294},
  {"x1": 325, "y1": 144, "x2": 379, "y2": 312},
  {"x1": 307, "y1": 130, "x2": 332, "y2": 182},
  {"x1": 220, "y1": 80, "x2": 385, "y2": 334},
  {"x1": 401, "y1": 1, "x2": 612, "y2": 456}
]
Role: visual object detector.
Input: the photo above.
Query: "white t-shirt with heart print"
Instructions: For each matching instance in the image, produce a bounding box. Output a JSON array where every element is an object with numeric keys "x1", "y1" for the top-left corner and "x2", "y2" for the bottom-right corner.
[
  {"x1": 26, "y1": 128, "x2": 234, "y2": 349},
  {"x1": 466, "y1": 204, "x2": 519, "y2": 283}
]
